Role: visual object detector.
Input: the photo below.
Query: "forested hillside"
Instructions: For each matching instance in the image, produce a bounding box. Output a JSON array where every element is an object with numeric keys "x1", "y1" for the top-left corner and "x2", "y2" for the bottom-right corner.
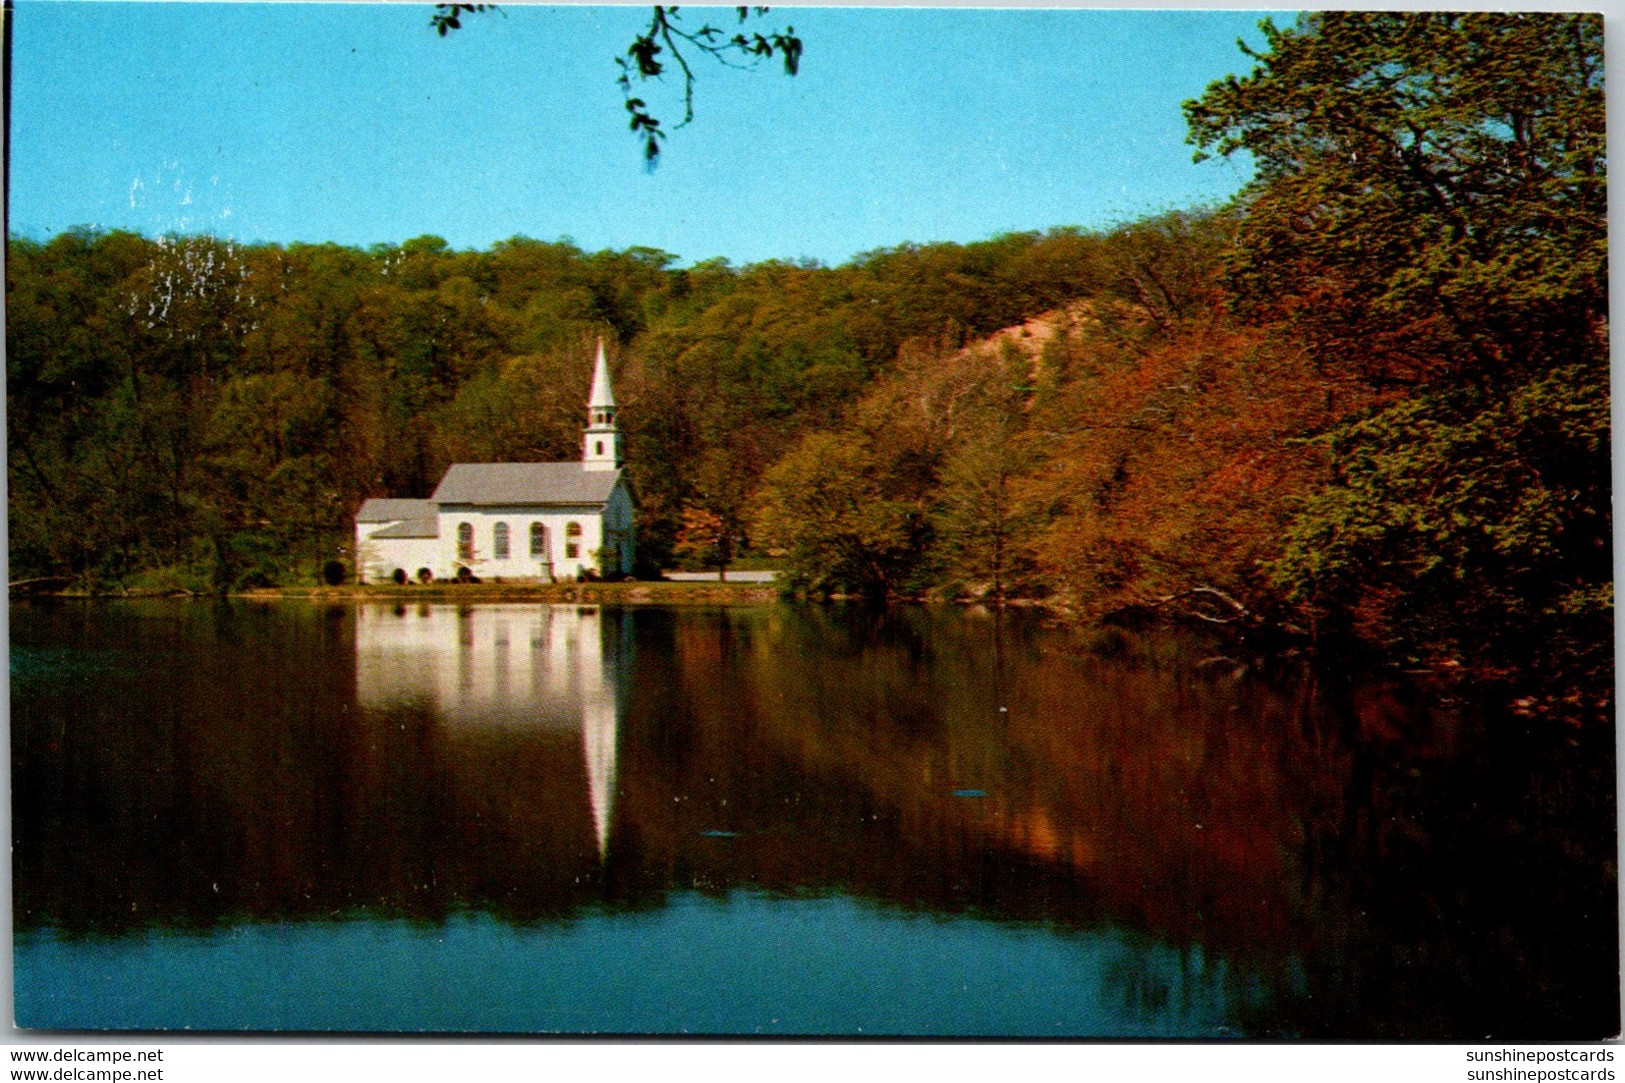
[
  {"x1": 7, "y1": 12, "x2": 1608, "y2": 706},
  {"x1": 6, "y1": 225, "x2": 1113, "y2": 583}
]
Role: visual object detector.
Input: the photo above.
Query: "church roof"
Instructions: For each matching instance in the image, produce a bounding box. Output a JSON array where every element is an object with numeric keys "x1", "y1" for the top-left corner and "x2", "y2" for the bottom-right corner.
[
  {"x1": 431, "y1": 463, "x2": 623, "y2": 507},
  {"x1": 588, "y1": 339, "x2": 616, "y2": 409},
  {"x1": 369, "y1": 517, "x2": 439, "y2": 539},
  {"x1": 357, "y1": 498, "x2": 437, "y2": 523}
]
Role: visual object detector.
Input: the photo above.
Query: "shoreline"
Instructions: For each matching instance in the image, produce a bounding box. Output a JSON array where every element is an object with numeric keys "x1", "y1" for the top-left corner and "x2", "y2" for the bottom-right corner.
[
  {"x1": 23, "y1": 580, "x2": 784, "y2": 605},
  {"x1": 12, "y1": 582, "x2": 1603, "y2": 721}
]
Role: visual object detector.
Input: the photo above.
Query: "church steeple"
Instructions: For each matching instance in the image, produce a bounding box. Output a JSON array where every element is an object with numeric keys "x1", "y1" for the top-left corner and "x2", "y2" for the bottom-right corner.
[{"x1": 583, "y1": 339, "x2": 621, "y2": 471}]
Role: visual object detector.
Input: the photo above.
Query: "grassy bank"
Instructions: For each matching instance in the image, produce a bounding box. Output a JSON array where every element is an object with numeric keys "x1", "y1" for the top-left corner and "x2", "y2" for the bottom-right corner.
[{"x1": 237, "y1": 579, "x2": 782, "y2": 605}]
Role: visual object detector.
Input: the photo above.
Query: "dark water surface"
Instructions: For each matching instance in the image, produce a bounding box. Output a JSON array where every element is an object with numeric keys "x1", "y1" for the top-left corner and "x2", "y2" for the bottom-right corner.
[{"x1": 10, "y1": 600, "x2": 1618, "y2": 1037}]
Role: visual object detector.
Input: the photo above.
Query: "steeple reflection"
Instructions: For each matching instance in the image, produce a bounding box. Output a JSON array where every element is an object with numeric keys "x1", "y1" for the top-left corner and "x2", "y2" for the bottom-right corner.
[
  {"x1": 356, "y1": 603, "x2": 626, "y2": 857},
  {"x1": 10, "y1": 601, "x2": 1614, "y2": 1038}
]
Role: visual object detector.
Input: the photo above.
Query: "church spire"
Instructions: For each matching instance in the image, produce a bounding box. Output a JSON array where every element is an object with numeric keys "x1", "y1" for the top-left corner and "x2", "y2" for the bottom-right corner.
[
  {"x1": 583, "y1": 338, "x2": 622, "y2": 471},
  {"x1": 588, "y1": 338, "x2": 616, "y2": 411}
]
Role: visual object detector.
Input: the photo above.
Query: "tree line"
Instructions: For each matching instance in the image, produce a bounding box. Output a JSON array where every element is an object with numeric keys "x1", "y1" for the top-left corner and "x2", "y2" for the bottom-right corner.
[
  {"x1": 758, "y1": 12, "x2": 1609, "y2": 711},
  {"x1": 6, "y1": 222, "x2": 1111, "y2": 586},
  {"x1": 7, "y1": 12, "x2": 1608, "y2": 707}
]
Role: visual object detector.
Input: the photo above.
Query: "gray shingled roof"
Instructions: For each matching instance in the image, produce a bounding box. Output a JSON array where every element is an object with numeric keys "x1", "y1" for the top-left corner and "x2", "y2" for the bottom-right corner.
[
  {"x1": 431, "y1": 463, "x2": 622, "y2": 506},
  {"x1": 357, "y1": 498, "x2": 438, "y2": 523},
  {"x1": 370, "y1": 518, "x2": 440, "y2": 539}
]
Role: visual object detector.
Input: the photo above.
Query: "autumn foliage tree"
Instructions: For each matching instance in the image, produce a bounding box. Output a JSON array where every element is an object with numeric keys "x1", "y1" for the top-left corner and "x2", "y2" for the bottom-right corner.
[
  {"x1": 7, "y1": 14, "x2": 1606, "y2": 710},
  {"x1": 1021, "y1": 315, "x2": 1372, "y2": 629},
  {"x1": 673, "y1": 506, "x2": 735, "y2": 579},
  {"x1": 1187, "y1": 12, "x2": 1610, "y2": 686}
]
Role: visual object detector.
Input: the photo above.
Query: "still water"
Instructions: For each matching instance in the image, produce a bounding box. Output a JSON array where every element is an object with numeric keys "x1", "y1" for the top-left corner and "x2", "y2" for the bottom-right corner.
[{"x1": 10, "y1": 601, "x2": 1617, "y2": 1037}]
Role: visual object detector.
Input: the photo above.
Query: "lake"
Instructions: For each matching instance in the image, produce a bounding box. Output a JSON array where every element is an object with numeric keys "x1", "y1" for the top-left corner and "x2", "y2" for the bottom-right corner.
[{"x1": 10, "y1": 600, "x2": 1617, "y2": 1037}]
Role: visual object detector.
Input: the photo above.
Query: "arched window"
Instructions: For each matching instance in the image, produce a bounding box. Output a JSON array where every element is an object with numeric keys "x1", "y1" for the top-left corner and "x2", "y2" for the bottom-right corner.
[
  {"x1": 530, "y1": 522, "x2": 547, "y2": 558},
  {"x1": 565, "y1": 521, "x2": 582, "y2": 559},
  {"x1": 457, "y1": 522, "x2": 473, "y2": 561},
  {"x1": 493, "y1": 522, "x2": 510, "y2": 559}
]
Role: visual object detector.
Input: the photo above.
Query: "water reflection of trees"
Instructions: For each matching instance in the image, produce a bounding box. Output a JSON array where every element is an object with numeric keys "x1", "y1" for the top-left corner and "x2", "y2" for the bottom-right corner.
[
  {"x1": 10, "y1": 600, "x2": 1615, "y2": 1037},
  {"x1": 589, "y1": 605, "x2": 1613, "y2": 1039}
]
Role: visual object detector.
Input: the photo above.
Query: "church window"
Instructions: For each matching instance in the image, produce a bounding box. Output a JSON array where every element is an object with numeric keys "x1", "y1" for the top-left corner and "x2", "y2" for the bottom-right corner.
[
  {"x1": 566, "y1": 521, "x2": 582, "y2": 559},
  {"x1": 530, "y1": 522, "x2": 547, "y2": 558},
  {"x1": 595, "y1": 441, "x2": 604, "y2": 456},
  {"x1": 457, "y1": 522, "x2": 473, "y2": 561},
  {"x1": 493, "y1": 522, "x2": 510, "y2": 559}
]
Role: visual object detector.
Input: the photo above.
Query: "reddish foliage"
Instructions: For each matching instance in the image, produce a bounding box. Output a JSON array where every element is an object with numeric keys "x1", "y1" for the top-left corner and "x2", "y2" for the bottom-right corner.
[{"x1": 1018, "y1": 307, "x2": 1382, "y2": 623}]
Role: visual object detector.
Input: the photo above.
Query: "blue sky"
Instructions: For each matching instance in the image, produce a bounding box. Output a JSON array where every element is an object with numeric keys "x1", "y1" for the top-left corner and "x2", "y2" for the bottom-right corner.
[{"x1": 8, "y1": 2, "x2": 1271, "y2": 265}]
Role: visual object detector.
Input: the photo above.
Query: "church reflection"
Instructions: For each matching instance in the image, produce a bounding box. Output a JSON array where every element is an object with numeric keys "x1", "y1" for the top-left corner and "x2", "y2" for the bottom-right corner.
[
  {"x1": 12, "y1": 601, "x2": 1614, "y2": 1037},
  {"x1": 355, "y1": 603, "x2": 627, "y2": 858}
]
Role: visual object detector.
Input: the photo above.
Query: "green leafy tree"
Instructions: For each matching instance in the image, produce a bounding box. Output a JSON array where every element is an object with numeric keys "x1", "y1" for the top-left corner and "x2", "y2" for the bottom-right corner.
[
  {"x1": 433, "y1": 346, "x2": 594, "y2": 466},
  {"x1": 1188, "y1": 12, "x2": 1609, "y2": 692},
  {"x1": 1185, "y1": 12, "x2": 1605, "y2": 388},
  {"x1": 934, "y1": 410, "x2": 1036, "y2": 604},
  {"x1": 1272, "y1": 364, "x2": 1611, "y2": 678},
  {"x1": 752, "y1": 431, "x2": 926, "y2": 596}
]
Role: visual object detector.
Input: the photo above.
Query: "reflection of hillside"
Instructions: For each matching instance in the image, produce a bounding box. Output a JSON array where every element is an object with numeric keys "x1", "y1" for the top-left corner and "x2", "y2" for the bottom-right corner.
[
  {"x1": 610, "y1": 606, "x2": 1358, "y2": 950},
  {"x1": 14, "y1": 602, "x2": 633, "y2": 932},
  {"x1": 606, "y1": 607, "x2": 1613, "y2": 1038},
  {"x1": 10, "y1": 600, "x2": 1615, "y2": 1038}
]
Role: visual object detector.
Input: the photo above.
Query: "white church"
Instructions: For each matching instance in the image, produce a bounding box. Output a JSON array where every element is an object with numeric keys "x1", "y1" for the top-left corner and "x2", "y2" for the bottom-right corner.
[{"x1": 354, "y1": 342, "x2": 635, "y2": 584}]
